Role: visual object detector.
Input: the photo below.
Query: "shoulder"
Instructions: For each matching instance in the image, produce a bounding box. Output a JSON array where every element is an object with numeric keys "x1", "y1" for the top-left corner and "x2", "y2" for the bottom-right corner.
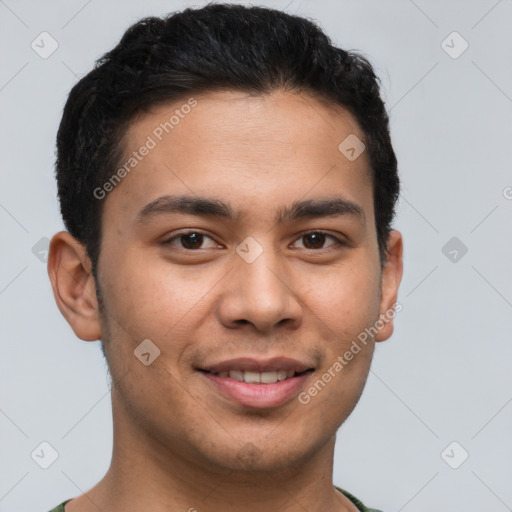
[
  {"x1": 335, "y1": 486, "x2": 384, "y2": 512},
  {"x1": 47, "y1": 499, "x2": 71, "y2": 512},
  {"x1": 49, "y1": 492, "x2": 381, "y2": 512}
]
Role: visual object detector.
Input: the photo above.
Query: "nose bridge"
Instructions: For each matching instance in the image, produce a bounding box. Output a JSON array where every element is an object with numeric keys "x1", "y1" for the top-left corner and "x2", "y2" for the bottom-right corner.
[
  {"x1": 217, "y1": 235, "x2": 302, "y2": 331},
  {"x1": 237, "y1": 234, "x2": 289, "y2": 304},
  {"x1": 241, "y1": 238, "x2": 285, "y2": 296}
]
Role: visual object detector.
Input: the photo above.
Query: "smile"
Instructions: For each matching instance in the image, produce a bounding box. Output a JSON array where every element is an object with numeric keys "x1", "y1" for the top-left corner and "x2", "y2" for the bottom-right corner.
[
  {"x1": 198, "y1": 368, "x2": 314, "y2": 408},
  {"x1": 207, "y1": 369, "x2": 300, "y2": 384}
]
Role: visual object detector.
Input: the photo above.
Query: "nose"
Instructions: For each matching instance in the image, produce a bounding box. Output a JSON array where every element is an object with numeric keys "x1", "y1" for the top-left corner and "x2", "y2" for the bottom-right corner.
[{"x1": 216, "y1": 242, "x2": 303, "y2": 333}]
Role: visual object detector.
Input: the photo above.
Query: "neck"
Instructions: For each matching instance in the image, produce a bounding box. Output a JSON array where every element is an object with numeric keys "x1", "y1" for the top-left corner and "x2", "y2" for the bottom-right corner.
[{"x1": 67, "y1": 393, "x2": 357, "y2": 512}]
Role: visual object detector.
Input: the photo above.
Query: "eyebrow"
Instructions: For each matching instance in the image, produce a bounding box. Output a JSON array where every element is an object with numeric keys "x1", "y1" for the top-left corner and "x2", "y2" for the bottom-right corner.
[{"x1": 136, "y1": 195, "x2": 366, "y2": 225}]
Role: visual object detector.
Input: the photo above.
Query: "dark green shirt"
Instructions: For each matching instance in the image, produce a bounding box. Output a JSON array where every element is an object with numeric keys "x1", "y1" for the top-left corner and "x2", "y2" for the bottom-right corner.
[{"x1": 47, "y1": 487, "x2": 383, "y2": 511}]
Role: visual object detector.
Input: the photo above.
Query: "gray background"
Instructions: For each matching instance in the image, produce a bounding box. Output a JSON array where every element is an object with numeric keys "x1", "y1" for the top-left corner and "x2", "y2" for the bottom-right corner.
[{"x1": 1, "y1": 0, "x2": 511, "y2": 510}]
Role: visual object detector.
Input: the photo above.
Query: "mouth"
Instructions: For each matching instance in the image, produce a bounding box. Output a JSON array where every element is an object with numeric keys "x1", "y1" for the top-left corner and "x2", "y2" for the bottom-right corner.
[
  {"x1": 196, "y1": 357, "x2": 315, "y2": 408},
  {"x1": 198, "y1": 368, "x2": 312, "y2": 384}
]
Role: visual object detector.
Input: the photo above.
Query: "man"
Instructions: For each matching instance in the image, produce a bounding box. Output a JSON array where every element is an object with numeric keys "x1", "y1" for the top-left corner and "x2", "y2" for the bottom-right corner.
[{"x1": 47, "y1": 3, "x2": 402, "y2": 511}]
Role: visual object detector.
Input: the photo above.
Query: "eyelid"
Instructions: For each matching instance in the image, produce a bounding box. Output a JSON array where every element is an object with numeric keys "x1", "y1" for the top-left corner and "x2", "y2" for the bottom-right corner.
[
  {"x1": 162, "y1": 229, "x2": 221, "y2": 248},
  {"x1": 290, "y1": 230, "x2": 346, "y2": 250}
]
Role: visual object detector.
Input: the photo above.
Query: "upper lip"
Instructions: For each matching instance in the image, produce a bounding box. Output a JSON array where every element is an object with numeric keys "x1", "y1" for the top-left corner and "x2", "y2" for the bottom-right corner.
[{"x1": 199, "y1": 357, "x2": 315, "y2": 374}]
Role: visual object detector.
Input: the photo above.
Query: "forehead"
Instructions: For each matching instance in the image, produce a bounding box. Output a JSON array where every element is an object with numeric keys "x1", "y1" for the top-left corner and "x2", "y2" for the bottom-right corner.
[{"x1": 104, "y1": 89, "x2": 374, "y2": 226}]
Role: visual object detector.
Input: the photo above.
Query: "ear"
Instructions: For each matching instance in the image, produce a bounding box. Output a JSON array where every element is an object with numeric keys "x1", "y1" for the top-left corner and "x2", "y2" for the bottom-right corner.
[
  {"x1": 375, "y1": 230, "x2": 403, "y2": 342},
  {"x1": 47, "y1": 231, "x2": 102, "y2": 341}
]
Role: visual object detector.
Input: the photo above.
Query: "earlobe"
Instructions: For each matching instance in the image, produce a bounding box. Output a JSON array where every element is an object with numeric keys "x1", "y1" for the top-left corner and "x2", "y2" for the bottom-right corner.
[
  {"x1": 375, "y1": 230, "x2": 403, "y2": 342},
  {"x1": 47, "y1": 231, "x2": 102, "y2": 341}
]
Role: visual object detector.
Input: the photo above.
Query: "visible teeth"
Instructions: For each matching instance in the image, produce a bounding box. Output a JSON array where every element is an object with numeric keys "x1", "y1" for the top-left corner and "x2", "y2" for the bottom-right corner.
[
  {"x1": 260, "y1": 371, "x2": 278, "y2": 384},
  {"x1": 277, "y1": 370, "x2": 288, "y2": 381},
  {"x1": 228, "y1": 370, "x2": 244, "y2": 382},
  {"x1": 244, "y1": 371, "x2": 261, "y2": 384},
  {"x1": 216, "y1": 369, "x2": 297, "y2": 384}
]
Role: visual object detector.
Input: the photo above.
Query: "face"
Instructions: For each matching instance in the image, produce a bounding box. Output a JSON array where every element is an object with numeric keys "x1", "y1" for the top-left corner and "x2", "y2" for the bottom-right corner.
[{"x1": 81, "y1": 90, "x2": 402, "y2": 473}]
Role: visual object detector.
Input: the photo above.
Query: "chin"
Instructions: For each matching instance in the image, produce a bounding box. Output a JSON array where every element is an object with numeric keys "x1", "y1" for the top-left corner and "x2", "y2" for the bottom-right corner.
[
  {"x1": 209, "y1": 444, "x2": 306, "y2": 473},
  {"x1": 191, "y1": 426, "x2": 328, "y2": 475}
]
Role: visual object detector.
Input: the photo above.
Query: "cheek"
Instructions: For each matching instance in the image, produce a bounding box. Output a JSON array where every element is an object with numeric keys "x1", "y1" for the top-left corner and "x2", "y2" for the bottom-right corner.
[
  {"x1": 296, "y1": 267, "x2": 379, "y2": 428},
  {"x1": 301, "y1": 258, "x2": 382, "y2": 340},
  {"x1": 100, "y1": 250, "x2": 212, "y2": 341}
]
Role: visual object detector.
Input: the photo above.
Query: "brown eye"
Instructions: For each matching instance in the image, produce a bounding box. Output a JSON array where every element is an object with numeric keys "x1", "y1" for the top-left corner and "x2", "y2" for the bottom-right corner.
[
  {"x1": 293, "y1": 231, "x2": 342, "y2": 250},
  {"x1": 163, "y1": 231, "x2": 219, "y2": 250},
  {"x1": 179, "y1": 232, "x2": 203, "y2": 249}
]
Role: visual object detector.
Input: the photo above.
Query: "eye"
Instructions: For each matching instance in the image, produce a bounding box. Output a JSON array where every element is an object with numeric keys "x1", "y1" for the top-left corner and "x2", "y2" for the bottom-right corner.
[
  {"x1": 162, "y1": 230, "x2": 344, "y2": 252},
  {"x1": 292, "y1": 231, "x2": 344, "y2": 250},
  {"x1": 162, "y1": 231, "x2": 220, "y2": 250}
]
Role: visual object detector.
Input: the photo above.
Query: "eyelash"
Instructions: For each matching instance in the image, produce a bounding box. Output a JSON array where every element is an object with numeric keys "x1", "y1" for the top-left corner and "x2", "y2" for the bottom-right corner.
[{"x1": 162, "y1": 230, "x2": 345, "y2": 252}]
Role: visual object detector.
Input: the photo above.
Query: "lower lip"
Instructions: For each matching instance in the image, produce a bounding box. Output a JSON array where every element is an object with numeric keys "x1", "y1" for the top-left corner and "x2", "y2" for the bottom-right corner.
[{"x1": 200, "y1": 371, "x2": 312, "y2": 408}]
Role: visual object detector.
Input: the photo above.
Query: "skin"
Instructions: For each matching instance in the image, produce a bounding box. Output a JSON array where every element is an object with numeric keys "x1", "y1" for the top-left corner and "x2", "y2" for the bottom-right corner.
[{"x1": 48, "y1": 89, "x2": 403, "y2": 512}]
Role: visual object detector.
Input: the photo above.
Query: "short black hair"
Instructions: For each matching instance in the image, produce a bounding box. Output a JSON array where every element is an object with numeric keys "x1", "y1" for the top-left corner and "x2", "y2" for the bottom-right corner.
[{"x1": 56, "y1": 2, "x2": 399, "y2": 278}]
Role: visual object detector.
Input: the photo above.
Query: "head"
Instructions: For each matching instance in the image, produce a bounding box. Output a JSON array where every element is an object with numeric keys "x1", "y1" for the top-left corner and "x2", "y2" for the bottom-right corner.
[{"x1": 49, "y1": 3, "x2": 402, "y2": 475}]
